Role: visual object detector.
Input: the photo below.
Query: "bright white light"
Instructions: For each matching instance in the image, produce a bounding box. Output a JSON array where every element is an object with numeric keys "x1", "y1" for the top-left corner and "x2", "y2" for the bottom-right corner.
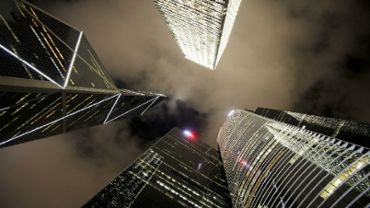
[
  {"x1": 197, "y1": 163, "x2": 202, "y2": 170},
  {"x1": 64, "y1": 31, "x2": 83, "y2": 88},
  {"x1": 183, "y1": 130, "x2": 195, "y2": 138},
  {"x1": 0, "y1": 44, "x2": 63, "y2": 88},
  {"x1": 228, "y1": 110, "x2": 235, "y2": 117}
]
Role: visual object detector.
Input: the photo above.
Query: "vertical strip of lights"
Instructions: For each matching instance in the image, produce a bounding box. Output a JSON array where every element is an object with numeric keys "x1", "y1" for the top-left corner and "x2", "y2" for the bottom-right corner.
[{"x1": 215, "y1": 0, "x2": 242, "y2": 66}]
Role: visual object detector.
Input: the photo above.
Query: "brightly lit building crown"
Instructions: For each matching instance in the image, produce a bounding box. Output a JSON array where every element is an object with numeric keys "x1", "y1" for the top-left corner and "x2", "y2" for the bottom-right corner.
[{"x1": 154, "y1": 0, "x2": 242, "y2": 70}]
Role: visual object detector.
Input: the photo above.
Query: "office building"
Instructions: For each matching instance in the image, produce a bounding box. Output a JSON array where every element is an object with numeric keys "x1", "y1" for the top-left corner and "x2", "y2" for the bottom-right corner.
[
  {"x1": 218, "y1": 109, "x2": 370, "y2": 208},
  {"x1": 255, "y1": 107, "x2": 370, "y2": 147},
  {"x1": 84, "y1": 128, "x2": 232, "y2": 208},
  {"x1": 0, "y1": 0, "x2": 165, "y2": 147},
  {"x1": 153, "y1": 0, "x2": 242, "y2": 70}
]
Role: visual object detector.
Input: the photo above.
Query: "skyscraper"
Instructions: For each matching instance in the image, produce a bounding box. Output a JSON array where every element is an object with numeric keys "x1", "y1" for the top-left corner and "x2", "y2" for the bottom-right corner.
[
  {"x1": 84, "y1": 128, "x2": 232, "y2": 208},
  {"x1": 153, "y1": 0, "x2": 242, "y2": 70},
  {"x1": 218, "y1": 109, "x2": 370, "y2": 208},
  {"x1": 255, "y1": 107, "x2": 370, "y2": 148},
  {"x1": 0, "y1": 0, "x2": 165, "y2": 148}
]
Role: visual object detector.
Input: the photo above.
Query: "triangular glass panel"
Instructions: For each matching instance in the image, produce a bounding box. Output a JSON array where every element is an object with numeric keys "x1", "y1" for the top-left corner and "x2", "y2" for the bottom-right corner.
[
  {"x1": 0, "y1": 6, "x2": 75, "y2": 85},
  {"x1": 20, "y1": 1, "x2": 80, "y2": 49},
  {"x1": 0, "y1": 47, "x2": 46, "y2": 81},
  {"x1": 68, "y1": 54, "x2": 116, "y2": 90},
  {"x1": 106, "y1": 95, "x2": 156, "y2": 123},
  {"x1": 65, "y1": 94, "x2": 117, "y2": 131},
  {"x1": 70, "y1": 35, "x2": 116, "y2": 88}
]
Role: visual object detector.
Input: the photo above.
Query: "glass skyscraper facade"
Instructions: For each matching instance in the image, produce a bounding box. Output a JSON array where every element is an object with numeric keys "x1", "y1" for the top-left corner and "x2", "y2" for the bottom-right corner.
[
  {"x1": 84, "y1": 128, "x2": 232, "y2": 208},
  {"x1": 255, "y1": 107, "x2": 370, "y2": 148},
  {"x1": 218, "y1": 109, "x2": 370, "y2": 208},
  {"x1": 0, "y1": 0, "x2": 165, "y2": 147},
  {"x1": 153, "y1": 0, "x2": 242, "y2": 70}
]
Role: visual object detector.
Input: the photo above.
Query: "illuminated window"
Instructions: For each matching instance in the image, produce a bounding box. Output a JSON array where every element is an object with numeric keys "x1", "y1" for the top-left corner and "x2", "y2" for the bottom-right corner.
[{"x1": 320, "y1": 154, "x2": 370, "y2": 199}]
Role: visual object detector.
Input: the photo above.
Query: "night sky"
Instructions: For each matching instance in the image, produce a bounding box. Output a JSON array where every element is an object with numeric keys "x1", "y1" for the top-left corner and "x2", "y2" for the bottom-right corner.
[{"x1": 1, "y1": 0, "x2": 370, "y2": 207}]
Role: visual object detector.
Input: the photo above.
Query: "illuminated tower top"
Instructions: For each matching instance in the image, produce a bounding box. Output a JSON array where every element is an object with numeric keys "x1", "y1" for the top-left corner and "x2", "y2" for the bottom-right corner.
[{"x1": 154, "y1": 0, "x2": 242, "y2": 70}]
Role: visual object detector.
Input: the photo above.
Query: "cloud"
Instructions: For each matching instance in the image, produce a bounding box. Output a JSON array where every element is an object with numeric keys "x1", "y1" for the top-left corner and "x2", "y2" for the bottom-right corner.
[
  {"x1": 69, "y1": 120, "x2": 144, "y2": 166},
  {"x1": 288, "y1": 0, "x2": 370, "y2": 122}
]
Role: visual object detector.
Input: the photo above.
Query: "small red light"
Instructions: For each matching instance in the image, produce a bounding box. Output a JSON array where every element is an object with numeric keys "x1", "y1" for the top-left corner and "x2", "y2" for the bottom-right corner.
[{"x1": 241, "y1": 160, "x2": 247, "y2": 166}]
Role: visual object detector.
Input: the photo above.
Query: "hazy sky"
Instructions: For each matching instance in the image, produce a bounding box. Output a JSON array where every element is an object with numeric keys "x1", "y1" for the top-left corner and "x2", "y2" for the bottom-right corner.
[{"x1": 0, "y1": 0, "x2": 369, "y2": 207}]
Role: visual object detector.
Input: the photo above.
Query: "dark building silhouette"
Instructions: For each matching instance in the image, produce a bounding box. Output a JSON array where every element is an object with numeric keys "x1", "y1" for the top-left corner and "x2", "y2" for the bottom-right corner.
[
  {"x1": 84, "y1": 128, "x2": 232, "y2": 208},
  {"x1": 218, "y1": 109, "x2": 370, "y2": 208},
  {"x1": 0, "y1": 0, "x2": 165, "y2": 147}
]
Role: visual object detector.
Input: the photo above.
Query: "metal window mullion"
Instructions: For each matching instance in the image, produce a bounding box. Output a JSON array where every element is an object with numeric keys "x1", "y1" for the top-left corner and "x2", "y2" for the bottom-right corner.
[
  {"x1": 306, "y1": 151, "x2": 369, "y2": 208},
  {"x1": 283, "y1": 140, "x2": 338, "y2": 207},
  {"x1": 223, "y1": 113, "x2": 248, "y2": 152},
  {"x1": 232, "y1": 126, "x2": 265, "y2": 207},
  {"x1": 316, "y1": 152, "x2": 370, "y2": 208},
  {"x1": 268, "y1": 137, "x2": 331, "y2": 207},
  {"x1": 287, "y1": 143, "x2": 351, "y2": 208},
  {"x1": 232, "y1": 135, "x2": 262, "y2": 206},
  {"x1": 246, "y1": 143, "x2": 286, "y2": 207},
  {"x1": 252, "y1": 147, "x2": 292, "y2": 207},
  {"x1": 238, "y1": 137, "x2": 277, "y2": 206},
  {"x1": 330, "y1": 171, "x2": 370, "y2": 208},
  {"x1": 296, "y1": 147, "x2": 362, "y2": 208},
  {"x1": 258, "y1": 150, "x2": 298, "y2": 207},
  {"x1": 261, "y1": 133, "x2": 320, "y2": 207},
  {"x1": 230, "y1": 122, "x2": 261, "y2": 172},
  {"x1": 257, "y1": 131, "x2": 308, "y2": 207},
  {"x1": 267, "y1": 135, "x2": 327, "y2": 205},
  {"x1": 229, "y1": 122, "x2": 265, "y2": 191},
  {"x1": 250, "y1": 146, "x2": 290, "y2": 208},
  {"x1": 237, "y1": 132, "x2": 275, "y2": 187}
]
